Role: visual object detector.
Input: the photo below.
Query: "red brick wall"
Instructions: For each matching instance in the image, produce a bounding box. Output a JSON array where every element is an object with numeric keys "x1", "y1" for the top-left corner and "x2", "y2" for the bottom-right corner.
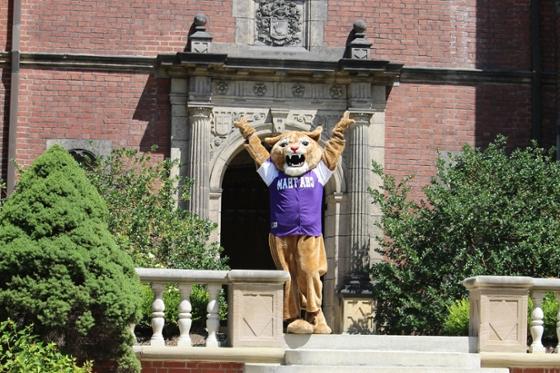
[
  {"x1": 0, "y1": 0, "x2": 9, "y2": 51},
  {"x1": 15, "y1": 69, "x2": 170, "y2": 167},
  {"x1": 0, "y1": 67, "x2": 8, "y2": 183},
  {"x1": 384, "y1": 82, "x2": 531, "y2": 199},
  {"x1": 19, "y1": 0, "x2": 235, "y2": 56},
  {"x1": 140, "y1": 361, "x2": 243, "y2": 373},
  {"x1": 325, "y1": 0, "x2": 531, "y2": 70}
]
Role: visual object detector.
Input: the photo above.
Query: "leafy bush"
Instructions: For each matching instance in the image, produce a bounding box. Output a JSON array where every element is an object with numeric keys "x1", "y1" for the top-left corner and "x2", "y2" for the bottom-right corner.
[
  {"x1": 370, "y1": 137, "x2": 560, "y2": 335},
  {"x1": 84, "y1": 148, "x2": 226, "y2": 270},
  {"x1": 443, "y1": 298, "x2": 469, "y2": 336},
  {"x1": 84, "y1": 149, "x2": 228, "y2": 334},
  {"x1": 0, "y1": 319, "x2": 92, "y2": 372},
  {"x1": 137, "y1": 284, "x2": 228, "y2": 339},
  {"x1": 0, "y1": 145, "x2": 143, "y2": 372}
]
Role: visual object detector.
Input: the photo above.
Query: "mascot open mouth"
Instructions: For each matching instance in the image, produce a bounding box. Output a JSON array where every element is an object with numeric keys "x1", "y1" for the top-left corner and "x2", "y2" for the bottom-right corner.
[{"x1": 286, "y1": 154, "x2": 305, "y2": 167}]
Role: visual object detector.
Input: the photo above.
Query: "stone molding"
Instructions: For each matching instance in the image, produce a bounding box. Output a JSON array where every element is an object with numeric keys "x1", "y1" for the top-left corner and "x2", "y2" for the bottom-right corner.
[{"x1": 8, "y1": 51, "x2": 546, "y2": 86}]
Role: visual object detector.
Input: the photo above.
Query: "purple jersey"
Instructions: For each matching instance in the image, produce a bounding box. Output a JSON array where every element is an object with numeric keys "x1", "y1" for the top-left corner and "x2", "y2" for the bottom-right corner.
[{"x1": 257, "y1": 160, "x2": 333, "y2": 237}]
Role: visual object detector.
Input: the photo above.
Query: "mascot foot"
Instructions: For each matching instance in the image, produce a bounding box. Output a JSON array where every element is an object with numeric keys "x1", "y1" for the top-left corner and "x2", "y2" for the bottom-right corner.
[
  {"x1": 287, "y1": 319, "x2": 314, "y2": 334},
  {"x1": 307, "y1": 310, "x2": 332, "y2": 334}
]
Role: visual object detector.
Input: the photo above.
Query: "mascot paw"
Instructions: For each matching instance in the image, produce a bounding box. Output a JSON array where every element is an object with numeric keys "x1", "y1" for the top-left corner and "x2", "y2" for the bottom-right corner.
[
  {"x1": 286, "y1": 319, "x2": 314, "y2": 334},
  {"x1": 307, "y1": 310, "x2": 332, "y2": 334},
  {"x1": 313, "y1": 322, "x2": 332, "y2": 334}
]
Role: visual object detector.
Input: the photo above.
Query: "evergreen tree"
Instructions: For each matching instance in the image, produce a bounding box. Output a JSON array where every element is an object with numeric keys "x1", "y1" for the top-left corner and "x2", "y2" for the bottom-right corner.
[{"x1": 0, "y1": 145, "x2": 143, "y2": 372}]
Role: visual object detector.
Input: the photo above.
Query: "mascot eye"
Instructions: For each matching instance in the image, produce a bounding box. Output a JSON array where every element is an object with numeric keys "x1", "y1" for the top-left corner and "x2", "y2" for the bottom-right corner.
[
  {"x1": 301, "y1": 140, "x2": 309, "y2": 146},
  {"x1": 279, "y1": 142, "x2": 288, "y2": 148}
]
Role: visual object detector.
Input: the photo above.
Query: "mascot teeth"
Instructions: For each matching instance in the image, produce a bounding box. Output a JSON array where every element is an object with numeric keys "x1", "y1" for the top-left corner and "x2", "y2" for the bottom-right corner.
[{"x1": 286, "y1": 154, "x2": 305, "y2": 167}]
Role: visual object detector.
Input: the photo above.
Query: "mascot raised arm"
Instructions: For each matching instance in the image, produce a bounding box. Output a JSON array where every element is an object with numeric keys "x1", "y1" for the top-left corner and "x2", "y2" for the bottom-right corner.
[{"x1": 234, "y1": 112, "x2": 354, "y2": 334}]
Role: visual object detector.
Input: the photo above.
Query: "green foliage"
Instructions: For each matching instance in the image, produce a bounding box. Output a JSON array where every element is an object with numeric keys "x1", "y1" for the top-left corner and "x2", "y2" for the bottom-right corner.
[
  {"x1": 529, "y1": 293, "x2": 559, "y2": 344},
  {"x1": 370, "y1": 136, "x2": 560, "y2": 335},
  {"x1": 84, "y1": 148, "x2": 226, "y2": 270},
  {"x1": 443, "y1": 298, "x2": 469, "y2": 336},
  {"x1": 0, "y1": 319, "x2": 92, "y2": 373},
  {"x1": 0, "y1": 145, "x2": 143, "y2": 372},
  {"x1": 138, "y1": 284, "x2": 228, "y2": 336}
]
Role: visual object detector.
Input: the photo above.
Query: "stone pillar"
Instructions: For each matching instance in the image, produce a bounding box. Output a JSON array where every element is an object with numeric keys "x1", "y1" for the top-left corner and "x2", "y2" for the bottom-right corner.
[
  {"x1": 347, "y1": 111, "x2": 373, "y2": 274},
  {"x1": 170, "y1": 79, "x2": 188, "y2": 207},
  {"x1": 463, "y1": 276, "x2": 532, "y2": 353},
  {"x1": 227, "y1": 270, "x2": 289, "y2": 347},
  {"x1": 186, "y1": 106, "x2": 212, "y2": 218}
]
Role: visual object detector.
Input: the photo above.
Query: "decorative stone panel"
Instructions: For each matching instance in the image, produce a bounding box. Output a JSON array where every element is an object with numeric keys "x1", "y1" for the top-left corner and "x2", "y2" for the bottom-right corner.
[
  {"x1": 227, "y1": 270, "x2": 289, "y2": 347},
  {"x1": 233, "y1": 0, "x2": 327, "y2": 49},
  {"x1": 464, "y1": 276, "x2": 532, "y2": 353}
]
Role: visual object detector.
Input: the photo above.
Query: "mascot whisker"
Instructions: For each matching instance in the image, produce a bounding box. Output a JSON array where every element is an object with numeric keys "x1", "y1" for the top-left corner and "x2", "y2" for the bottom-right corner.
[{"x1": 234, "y1": 112, "x2": 354, "y2": 334}]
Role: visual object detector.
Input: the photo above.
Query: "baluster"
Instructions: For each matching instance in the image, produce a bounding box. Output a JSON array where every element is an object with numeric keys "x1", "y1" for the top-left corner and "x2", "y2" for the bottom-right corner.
[
  {"x1": 530, "y1": 291, "x2": 546, "y2": 353},
  {"x1": 177, "y1": 284, "x2": 193, "y2": 347},
  {"x1": 150, "y1": 283, "x2": 166, "y2": 346},
  {"x1": 554, "y1": 292, "x2": 560, "y2": 354},
  {"x1": 129, "y1": 323, "x2": 137, "y2": 345},
  {"x1": 206, "y1": 284, "x2": 220, "y2": 347}
]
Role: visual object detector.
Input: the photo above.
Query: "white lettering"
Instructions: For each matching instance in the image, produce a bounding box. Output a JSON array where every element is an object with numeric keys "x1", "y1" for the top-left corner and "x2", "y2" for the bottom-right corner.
[{"x1": 276, "y1": 176, "x2": 315, "y2": 191}]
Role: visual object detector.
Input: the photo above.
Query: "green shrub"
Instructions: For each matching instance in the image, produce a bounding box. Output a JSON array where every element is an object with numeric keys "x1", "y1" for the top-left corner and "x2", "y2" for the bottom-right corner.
[
  {"x1": 85, "y1": 148, "x2": 226, "y2": 270},
  {"x1": 0, "y1": 145, "x2": 143, "y2": 372},
  {"x1": 443, "y1": 298, "x2": 469, "y2": 336},
  {"x1": 137, "y1": 284, "x2": 228, "y2": 337},
  {"x1": 84, "y1": 148, "x2": 228, "y2": 337},
  {"x1": 0, "y1": 319, "x2": 92, "y2": 372},
  {"x1": 370, "y1": 136, "x2": 560, "y2": 335}
]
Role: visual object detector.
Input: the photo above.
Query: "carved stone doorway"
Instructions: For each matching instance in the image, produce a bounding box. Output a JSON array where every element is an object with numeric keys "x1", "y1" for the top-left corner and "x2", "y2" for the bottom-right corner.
[{"x1": 220, "y1": 151, "x2": 275, "y2": 270}]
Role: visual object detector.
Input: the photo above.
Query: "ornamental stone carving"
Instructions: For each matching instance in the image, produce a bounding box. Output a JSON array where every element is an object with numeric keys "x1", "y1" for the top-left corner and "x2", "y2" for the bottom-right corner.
[
  {"x1": 255, "y1": 0, "x2": 303, "y2": 47},
  {"x1": 292, "y1": 83, "x2": 305, "y2": 97},
  {"x1": 253, "y1": 82, "x2": 268, "y2": 96},
  {"x1": 214, "y1": 80, "x2": 229, "y2": 95},
  {"x1": 330, "y1": 85, "x2": 344, "y2": 99}
]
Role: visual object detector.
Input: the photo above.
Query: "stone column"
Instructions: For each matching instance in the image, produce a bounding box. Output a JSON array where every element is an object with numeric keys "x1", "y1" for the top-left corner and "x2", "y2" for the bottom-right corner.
[
  {"x1": 347, "y1": 111, "x2": 373, "y2": 274},
  {"x1": 170, "y1": 79, "x2": 188, "y2": 207},
  {"x1": 186, "y1": 106, "x2": 212, "y2": 218}
]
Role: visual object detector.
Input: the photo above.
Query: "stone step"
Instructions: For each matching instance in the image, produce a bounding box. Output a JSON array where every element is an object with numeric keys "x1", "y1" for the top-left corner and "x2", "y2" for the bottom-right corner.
[
  {"x1": 284, "y1": 349, "x2": 481, "y2": 368},
  {"x1": 245, "y1": 363, "x2": 509, "y2": 373},
  {"x1": 283, "y1": 334, "x2": 477, "y2": 353}
]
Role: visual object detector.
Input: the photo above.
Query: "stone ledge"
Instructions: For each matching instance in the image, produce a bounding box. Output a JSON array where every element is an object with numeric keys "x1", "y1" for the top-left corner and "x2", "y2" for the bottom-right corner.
[
  {"x1": 463, "y1": 276, "x2": 533, "y2": 289},
  {"x1": 227, "y1": 269, "x2": 290, "y2": 283},
  {"x1": 481, "y1": 352, "x2": 560, "y2": 368},
  {"x1": 135, "y1": 268, "x2": 228, "y2": 284},
  {"x1": 134, "y1": 346, "x2": 284, "y2": 364}
]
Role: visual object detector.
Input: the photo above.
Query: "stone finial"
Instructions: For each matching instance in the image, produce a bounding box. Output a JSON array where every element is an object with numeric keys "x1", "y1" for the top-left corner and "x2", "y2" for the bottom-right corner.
[
  {"x1": 189, "y1": 13, "x2": 212, "y2": 53},
  {"x1": 347, "y1": 19, "x2": 372, "y2": 60}
]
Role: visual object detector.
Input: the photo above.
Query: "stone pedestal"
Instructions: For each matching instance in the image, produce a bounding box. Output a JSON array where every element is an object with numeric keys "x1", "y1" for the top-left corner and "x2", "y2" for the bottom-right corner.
[
  {"x1": 227, "y1": 270, "x2": 289, "y2": 347},
  {"x1": 464, "y1": 276, "x2": 532, "y2": 353}
]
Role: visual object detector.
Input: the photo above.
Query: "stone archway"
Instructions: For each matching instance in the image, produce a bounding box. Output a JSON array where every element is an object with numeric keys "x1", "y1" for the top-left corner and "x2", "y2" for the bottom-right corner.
[{"x1": 160, "y1": 52, "x2": 400, "y2": 332}]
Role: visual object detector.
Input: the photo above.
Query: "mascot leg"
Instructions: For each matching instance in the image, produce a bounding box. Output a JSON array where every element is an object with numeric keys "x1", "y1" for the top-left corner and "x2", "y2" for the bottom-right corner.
[
  {"x1": 269, "y1": 234, "x2": 314, "y2": 334},
  {"x1": 296, "y1": 236, "x2": 332, "y2": 334}
]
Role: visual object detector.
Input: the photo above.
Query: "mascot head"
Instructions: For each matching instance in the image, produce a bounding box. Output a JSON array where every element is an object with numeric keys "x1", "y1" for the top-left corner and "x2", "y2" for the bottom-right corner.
[{"x1": 264, "y1": 127, "x2": 323, "y2": 177}]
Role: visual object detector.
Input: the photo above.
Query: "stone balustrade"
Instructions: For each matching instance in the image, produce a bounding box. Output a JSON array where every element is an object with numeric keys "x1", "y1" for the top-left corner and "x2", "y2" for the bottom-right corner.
[
  {"x1": 464, "y1": 276, "x2": 560, "y2": 354},
  {"x1": 135, "y1": 268, "x2": 289, "y2": 349}
]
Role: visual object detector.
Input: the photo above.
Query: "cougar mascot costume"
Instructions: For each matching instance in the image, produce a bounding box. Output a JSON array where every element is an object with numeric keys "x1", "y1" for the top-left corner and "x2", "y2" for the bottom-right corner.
[{"x1": 234, "y1": 113, "x2": 354, "y2": 334}]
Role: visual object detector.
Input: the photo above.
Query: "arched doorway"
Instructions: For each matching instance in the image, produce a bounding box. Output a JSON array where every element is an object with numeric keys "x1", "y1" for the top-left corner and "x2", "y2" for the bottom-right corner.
[{"x1": 220, "y1": 151, "x2": 275, "y2": 270}]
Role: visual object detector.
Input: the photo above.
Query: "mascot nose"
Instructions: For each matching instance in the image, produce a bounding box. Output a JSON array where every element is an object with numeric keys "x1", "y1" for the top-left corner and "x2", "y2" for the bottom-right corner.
[{"x1": 290, "y1": 146, "x2": 299, "y2": 153}]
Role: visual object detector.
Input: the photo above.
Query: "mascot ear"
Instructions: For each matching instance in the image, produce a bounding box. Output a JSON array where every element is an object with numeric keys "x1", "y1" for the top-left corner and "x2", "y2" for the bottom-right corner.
[
  {"x1": 307, "y1": 126, "x2": 323, "y2": 142},
  {"x1": 264, "y1": 134, "x2": 283, "y2": 146}
]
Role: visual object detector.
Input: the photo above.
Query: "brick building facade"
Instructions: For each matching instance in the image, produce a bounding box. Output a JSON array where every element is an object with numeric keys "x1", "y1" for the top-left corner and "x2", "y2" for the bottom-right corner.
[{"x1": 1, "y1": 0, "x2": 559, "y2": 331}]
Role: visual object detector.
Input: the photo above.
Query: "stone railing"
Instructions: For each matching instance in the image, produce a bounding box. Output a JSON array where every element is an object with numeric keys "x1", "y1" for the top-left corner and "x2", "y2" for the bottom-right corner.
[
  {"x1": 134, "y1": 268, "x2": 289, "y2": 349},
  {"x1": 464, "y1": 276, "x2": 560, "y2": 354}
]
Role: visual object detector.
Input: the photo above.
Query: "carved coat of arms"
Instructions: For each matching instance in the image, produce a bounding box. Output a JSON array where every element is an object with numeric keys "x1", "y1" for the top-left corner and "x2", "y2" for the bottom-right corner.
[{"x1": 256, "y1": 0, "x2": 302, "y2": 47}]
